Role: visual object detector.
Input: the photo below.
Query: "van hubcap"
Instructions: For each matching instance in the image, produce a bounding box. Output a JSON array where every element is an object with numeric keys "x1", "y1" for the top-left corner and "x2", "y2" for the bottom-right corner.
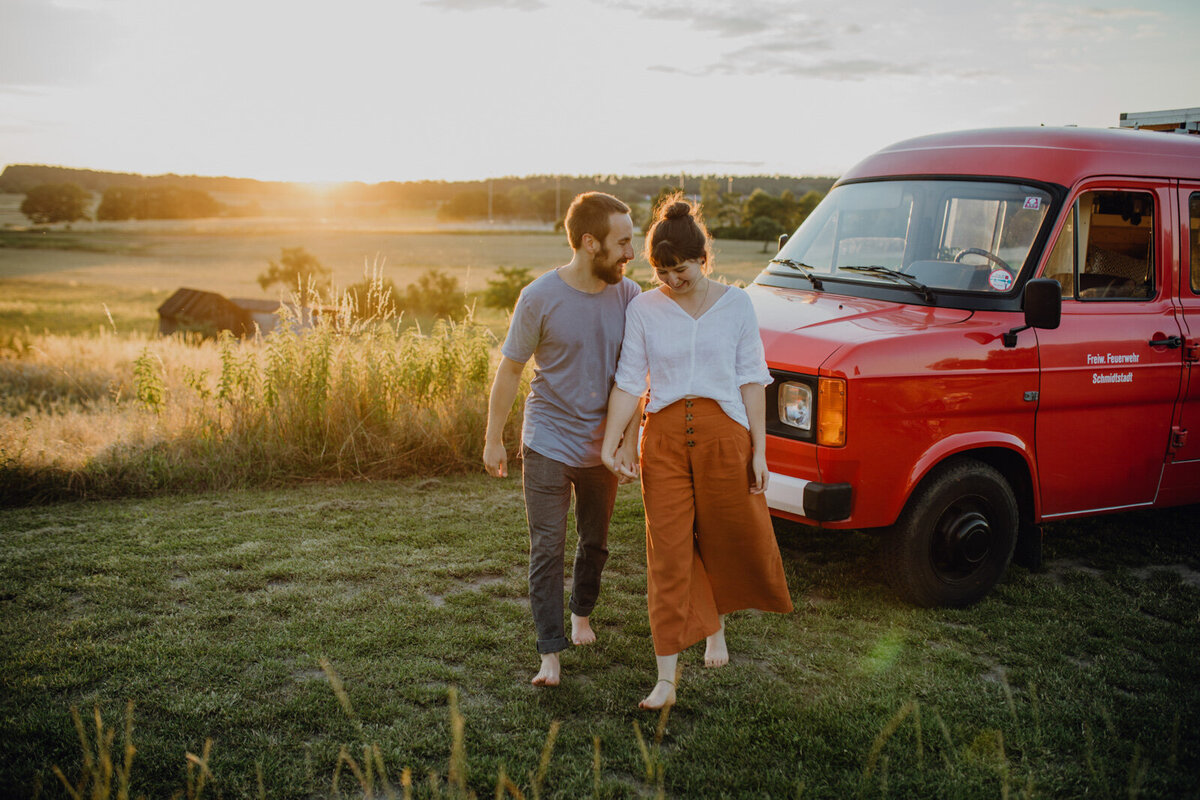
[{"x1": 932, "y1": 504, "x2": 992, "y2": 580}]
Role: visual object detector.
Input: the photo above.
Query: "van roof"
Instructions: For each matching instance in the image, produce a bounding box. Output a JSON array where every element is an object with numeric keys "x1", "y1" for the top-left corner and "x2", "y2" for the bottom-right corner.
[{"x1": 840, "y1": 127, "x2": 1200, "y2": 187}]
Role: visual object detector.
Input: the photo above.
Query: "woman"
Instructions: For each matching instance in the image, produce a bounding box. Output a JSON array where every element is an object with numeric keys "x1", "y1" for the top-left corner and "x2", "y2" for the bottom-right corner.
[{"x1": 601, "y1": 196, "x2": 793, "y2": 710}]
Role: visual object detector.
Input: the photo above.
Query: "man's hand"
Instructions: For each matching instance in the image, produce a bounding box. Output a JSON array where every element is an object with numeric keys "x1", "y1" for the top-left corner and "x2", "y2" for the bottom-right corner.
[
  {"x1": 483, "y1": 440, "x2": 508, "y2": 478},
  {"x1": 484, "y1": 357, "x2": 524, "y2": 479}
]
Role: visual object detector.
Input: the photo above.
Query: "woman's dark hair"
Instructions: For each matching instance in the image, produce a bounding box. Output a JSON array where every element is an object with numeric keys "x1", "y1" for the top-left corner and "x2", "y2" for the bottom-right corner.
[{"x1": 645, "y1": 193, "x2": 712, "y2": 272}]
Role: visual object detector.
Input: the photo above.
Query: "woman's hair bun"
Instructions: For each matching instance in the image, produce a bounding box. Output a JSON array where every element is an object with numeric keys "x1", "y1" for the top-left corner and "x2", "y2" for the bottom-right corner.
[{"x1": 663, "y1": 201, "x2": 692, "y2": 221}]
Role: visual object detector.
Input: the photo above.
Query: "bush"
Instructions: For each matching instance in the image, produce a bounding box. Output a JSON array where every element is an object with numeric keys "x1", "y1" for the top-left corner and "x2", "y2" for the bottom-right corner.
[
  {"x1": 482, "y1": 266, "x2": 533, "y2": 310},
  {"x1": 402, "y1": 269, "x2": 468, "y2": 320}
]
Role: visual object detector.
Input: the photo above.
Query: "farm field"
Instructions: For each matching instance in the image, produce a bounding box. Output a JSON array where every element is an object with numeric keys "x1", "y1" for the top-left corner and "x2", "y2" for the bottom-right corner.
[
  {"x1": 1, "y1": 478, "x2": 1197, "y2": 798},
  {"x1": 0, "y1": 194, "x2": 775, "y2": 309}
]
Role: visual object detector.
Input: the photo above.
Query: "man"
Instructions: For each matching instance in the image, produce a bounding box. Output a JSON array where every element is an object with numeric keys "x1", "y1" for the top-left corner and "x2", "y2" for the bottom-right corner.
[{"x1": 483, "y1": 192, "x2": 642, "y2": 686}]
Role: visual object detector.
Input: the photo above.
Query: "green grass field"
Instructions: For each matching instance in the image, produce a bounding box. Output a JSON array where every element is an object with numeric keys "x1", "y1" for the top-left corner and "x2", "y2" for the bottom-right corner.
[{"x1": 1, "y1": 478, "x2": 1197, "y2": 798}]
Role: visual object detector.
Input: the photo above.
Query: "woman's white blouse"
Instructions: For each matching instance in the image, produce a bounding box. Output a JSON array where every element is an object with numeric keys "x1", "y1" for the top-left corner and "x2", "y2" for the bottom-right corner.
[{"x1": 614, "y1": 284, "x2": 772, "y2": 430}]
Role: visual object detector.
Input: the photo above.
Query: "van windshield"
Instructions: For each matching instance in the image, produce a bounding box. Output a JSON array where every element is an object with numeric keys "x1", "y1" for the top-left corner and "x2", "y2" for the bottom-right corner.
[{"x1": 770, "y1": 179, "x2": 1053, "y2": 297}]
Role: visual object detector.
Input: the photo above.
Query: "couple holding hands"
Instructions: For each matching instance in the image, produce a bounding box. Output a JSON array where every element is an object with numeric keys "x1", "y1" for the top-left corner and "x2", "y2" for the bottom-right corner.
[{"x1": 483, "y1": 192, "x2": 792, "y2": 709}]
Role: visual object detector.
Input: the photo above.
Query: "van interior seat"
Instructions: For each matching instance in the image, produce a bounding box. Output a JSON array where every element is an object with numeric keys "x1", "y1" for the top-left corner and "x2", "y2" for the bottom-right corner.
[{"x1": 1082, "y1": 246, "x2": 1151, "y2": 297}]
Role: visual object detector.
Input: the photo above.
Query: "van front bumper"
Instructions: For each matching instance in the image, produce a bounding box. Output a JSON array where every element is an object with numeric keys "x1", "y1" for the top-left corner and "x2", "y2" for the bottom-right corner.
[{"x1": 765, "y1": 472, "x2": 853, "y2": 522}]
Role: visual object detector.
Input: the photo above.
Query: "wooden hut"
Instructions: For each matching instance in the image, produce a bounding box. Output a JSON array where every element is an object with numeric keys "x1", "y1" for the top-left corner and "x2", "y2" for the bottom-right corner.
[{"x1": 157, "y1": 288, "x2": 257, "y2": 337}]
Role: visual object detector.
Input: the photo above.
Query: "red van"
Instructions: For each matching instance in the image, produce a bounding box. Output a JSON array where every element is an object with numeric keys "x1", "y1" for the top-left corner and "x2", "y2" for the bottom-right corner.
[{"x1": 751, "y1": 126, "x2": 1200, "y2": 607}]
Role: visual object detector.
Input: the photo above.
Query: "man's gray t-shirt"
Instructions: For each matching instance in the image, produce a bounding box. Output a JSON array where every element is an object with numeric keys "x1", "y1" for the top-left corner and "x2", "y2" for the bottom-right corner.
[{"x1": 502, "y1": 269, "x2": 641, "y2": 468}]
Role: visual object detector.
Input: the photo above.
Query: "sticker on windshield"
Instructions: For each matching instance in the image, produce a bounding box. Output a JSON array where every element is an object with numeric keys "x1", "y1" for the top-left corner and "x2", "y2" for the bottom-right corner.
[
  {"x1": 1023, "y1": 197, "x2": 1041, "y2": 210},
  {"x1": 988, "y1": 269, "x2": 1015, "y2": 291}
]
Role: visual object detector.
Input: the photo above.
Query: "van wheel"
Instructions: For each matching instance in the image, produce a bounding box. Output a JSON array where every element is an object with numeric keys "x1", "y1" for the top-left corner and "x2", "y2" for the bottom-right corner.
[{"x1": 883, "y1": 459, "x2": 1017, "y2": 608}]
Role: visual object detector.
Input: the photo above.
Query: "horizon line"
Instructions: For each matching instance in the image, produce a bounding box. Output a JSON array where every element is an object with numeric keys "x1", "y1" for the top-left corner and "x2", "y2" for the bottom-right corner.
[{"x1": 0, "y1": 162, "x2": 842, "y2": 187}]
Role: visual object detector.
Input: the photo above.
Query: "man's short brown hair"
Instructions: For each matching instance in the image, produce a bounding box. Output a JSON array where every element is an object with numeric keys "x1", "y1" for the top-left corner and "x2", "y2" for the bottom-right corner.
[{"x1": 564, "y1": 192, "x2": 631, "y2": 251}]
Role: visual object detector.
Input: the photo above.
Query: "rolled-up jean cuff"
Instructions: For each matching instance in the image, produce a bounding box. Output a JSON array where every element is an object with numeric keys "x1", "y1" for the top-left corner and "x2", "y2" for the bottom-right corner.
[
  {"x1": 568, "y1": 598, "x2": 593, "y2": 617},
  {"x1": 537, "y1": 636, "x2": 570, "y2": 655}
]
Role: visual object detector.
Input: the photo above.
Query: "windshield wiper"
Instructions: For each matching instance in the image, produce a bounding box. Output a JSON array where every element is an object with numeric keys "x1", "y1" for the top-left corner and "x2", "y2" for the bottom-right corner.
[
  {"x1": 769, "y1": 258, "x2": 823, "y2": 290},
  {"x1": 840, "y1": 265, "x2": 935, "y2": 304}
]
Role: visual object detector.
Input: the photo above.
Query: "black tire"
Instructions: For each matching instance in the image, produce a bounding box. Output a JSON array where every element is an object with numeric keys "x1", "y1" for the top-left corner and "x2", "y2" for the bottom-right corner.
[{"x1": 883, "y1": 459, "x2": 1018, "y2": 608}]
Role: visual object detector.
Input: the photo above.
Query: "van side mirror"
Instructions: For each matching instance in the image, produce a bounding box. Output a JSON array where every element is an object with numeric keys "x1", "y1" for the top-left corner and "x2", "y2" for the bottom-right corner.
[
  {"x1": 1003, "y1": 278, "x2": 1061, "y2": 347},
  {"x1": 778, "y1": 233, "x2": 789, "y2": 252}
]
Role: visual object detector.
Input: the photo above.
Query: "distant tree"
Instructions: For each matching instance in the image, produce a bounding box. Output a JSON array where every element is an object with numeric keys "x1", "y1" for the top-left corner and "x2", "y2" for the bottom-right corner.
[
  {"x1": 436, "y1": 190, "x2": 513, "y2": 221},
  {"x1": 792, "y1": 190, "x2": 823, "y2": 229},
  {"x1": 699, "y1": 179, "x2": 723, "y2": 216},
  {"x1": 20, "y1": 183, "x2": 90, "y2": 224},
  {"x1": 402, "y1": 269, "x2": 467, "y2": 320},
  {"x1": 747, "y1": 215, "x2": 788, "y2": 252},
  {"x1": 743, "y1": 188, "x2": 787, "y2": 229},
  {"x1": 257, "y1": 247, "x2": 332, "y2": 292},
  {"x1": 533, "y1": 189, "x2": 559, "y2": 223},
  {"x1": 482, "y1": 266, "x2": 534, "y2": 310},
  {"x1": 96, "y1": 185, "x2": 222, "y2": 220},
  {"x1": 506, "y1": 186, "x2": 537, "y2": 219},
  {"x1": 95, "y1": 187, "x2": 137, "y2": 221}
]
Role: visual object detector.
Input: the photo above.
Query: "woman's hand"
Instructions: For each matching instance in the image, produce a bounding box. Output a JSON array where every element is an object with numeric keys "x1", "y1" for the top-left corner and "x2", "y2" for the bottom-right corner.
[
  {"x1": 749, "y1": 450, "x2": 769, "y2": 494},
  {"x1": 601, "y1": 387, "x2": 642, "y2": 480},
  {"x1": 612, "y1": 436, "x2": 640, "y2": 483},
  {"x1": 602, "y1": 437, "x2": 639, "y2": 481}
]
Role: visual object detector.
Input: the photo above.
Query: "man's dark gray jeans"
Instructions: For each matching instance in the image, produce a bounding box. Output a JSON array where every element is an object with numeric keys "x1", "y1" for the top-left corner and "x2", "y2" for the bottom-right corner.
[{"x1": 522, "y1": 446, "x2": 617, "y2": 654}]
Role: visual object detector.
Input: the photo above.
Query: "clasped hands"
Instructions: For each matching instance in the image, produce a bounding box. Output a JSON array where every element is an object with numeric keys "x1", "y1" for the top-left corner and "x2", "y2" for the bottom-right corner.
[{"x1": 601, "y1": 437, "x2": 640, "y2": 485}]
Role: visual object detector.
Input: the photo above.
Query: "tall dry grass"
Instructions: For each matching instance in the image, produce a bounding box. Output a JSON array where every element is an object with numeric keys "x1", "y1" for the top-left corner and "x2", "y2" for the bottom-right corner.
[{"x1": 0, "y1": 282, "x2": 514, "y2": 505}]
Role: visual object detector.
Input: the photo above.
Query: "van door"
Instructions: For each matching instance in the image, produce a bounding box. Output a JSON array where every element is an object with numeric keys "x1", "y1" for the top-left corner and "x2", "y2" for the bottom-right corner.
[
  {"x1": 1158, "y1": 184, "x2": 1200, "y2": 505},
  {"x1": 1034, "y1": 181, "x2": 1186, "y2": 517}
]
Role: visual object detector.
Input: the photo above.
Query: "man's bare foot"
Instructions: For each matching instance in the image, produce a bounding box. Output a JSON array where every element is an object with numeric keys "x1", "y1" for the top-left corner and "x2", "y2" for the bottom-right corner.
[
  {"x1": 571, "y1": 613, "x2": 596, "y2": 645},
  {"x1": 704, "y1": 626, "x2": 729, "y2": 668},
  {"x1": 532, "y1": 653, "x2": 560, "y2": 686},
  {"x1": 639, "y1": 679, "x2": 676, "y2": 710}
]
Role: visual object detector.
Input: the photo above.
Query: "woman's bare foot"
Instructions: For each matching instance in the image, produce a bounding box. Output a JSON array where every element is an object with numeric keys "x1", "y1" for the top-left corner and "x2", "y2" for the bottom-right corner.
[
  {"x1": 704, "y1": 624, "x2": 729, "y2": 668},
  {"x1": 532, "y1": 653, "x2": 560, "y2": 686},
  {"x1": 571, "y1": 613, "x2": 596, "y2": 645},
  {"x1": 639, "y1": 679, "x2": 676, "y2": 710}
]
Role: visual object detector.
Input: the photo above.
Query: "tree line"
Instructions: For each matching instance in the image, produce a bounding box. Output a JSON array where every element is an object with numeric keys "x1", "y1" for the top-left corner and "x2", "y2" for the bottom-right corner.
[
  {"x1": 16, "y1": 183, "x2": 225, "y2": 224},
  {"x1": 6, "y1": 164, "x2": 834, "y2": 240}
]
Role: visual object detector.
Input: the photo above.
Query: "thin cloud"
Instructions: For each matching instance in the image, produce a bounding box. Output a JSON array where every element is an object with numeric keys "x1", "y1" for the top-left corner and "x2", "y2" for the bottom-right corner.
[
  {"x1": 633, "y1": 159, "x2": 768, "y2": 169},
  {"x1": 652, "y1": 54, "x2": 928, "y2": 81},
  {"x1": 1008, "y1": 3, "x2": 1164, "y2": 43},
  {"x1": 422, "y1": 0, "x2": 547, "y2": 10},
  {"x1": 608, "y1": 1, "x2": 940, "y2": 81},
  {"x1": 603, "y1": 0, "x2": 792, "y2": 37}
]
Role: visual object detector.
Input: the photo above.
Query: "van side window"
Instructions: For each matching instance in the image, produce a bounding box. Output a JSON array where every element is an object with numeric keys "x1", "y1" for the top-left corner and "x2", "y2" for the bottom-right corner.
[
  {"x1": 1076, "y1": 191, "x2": 1155, "y2": 300},
  {"x1": 1043, "y1": 205, "x2": 1076, "y2": 296},
  {"x1": 1190, "y1": 193, "x2": 1200, "y2": 293}
]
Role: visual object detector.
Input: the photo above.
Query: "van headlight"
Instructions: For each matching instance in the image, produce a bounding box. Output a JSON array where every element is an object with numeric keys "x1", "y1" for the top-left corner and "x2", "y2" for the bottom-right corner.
[{"x1": 778, "y1": 382, "x2": 812, "y2": 430}]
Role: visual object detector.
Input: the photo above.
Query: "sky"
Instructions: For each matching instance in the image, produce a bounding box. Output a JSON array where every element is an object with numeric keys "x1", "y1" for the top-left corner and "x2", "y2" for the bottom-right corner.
[{"x1": 1, "y1": 0, "x2": 1198, "y2": 184}]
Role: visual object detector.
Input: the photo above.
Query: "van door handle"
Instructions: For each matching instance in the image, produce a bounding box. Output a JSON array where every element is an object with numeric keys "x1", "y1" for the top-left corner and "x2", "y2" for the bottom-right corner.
[{"x1": 1148, "y1": 336, "x2": 1183, "y2": 348}]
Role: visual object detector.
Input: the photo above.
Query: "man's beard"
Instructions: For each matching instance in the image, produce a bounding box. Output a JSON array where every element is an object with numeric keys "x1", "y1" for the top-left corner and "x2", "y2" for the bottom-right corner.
[{"x1": 591, "y1": 244, "x2": 626, "y2": 285}]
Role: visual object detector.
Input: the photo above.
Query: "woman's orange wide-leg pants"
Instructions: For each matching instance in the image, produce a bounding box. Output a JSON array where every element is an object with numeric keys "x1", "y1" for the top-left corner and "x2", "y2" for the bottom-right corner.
[{"x1": 640, "y1": 398, "x2": 793, "y2": 656}]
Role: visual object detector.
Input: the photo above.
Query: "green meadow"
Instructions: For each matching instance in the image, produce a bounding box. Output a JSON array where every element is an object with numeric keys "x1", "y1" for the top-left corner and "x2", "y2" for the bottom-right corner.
[
  {"x1": 0, "y1": 209, "x2": 1198, "y2": 798},
  {"x1": 1, "y1": 481, "x2": 1197, "y2": 798}
]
